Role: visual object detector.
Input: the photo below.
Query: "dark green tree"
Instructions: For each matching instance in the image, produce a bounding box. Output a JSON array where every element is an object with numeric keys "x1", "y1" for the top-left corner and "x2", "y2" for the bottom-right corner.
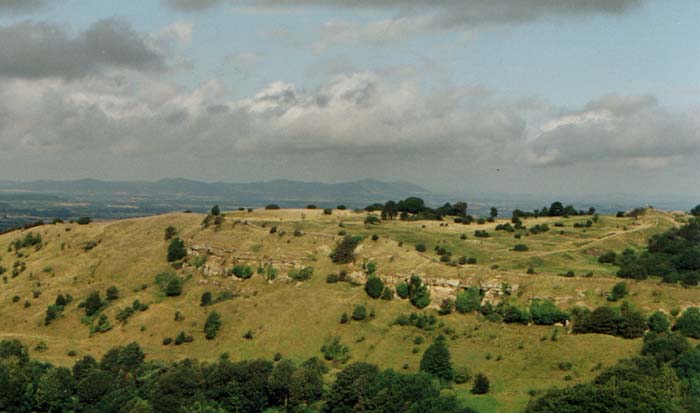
[
  {"x1": 167, "y1": 238, "x2": 187, "y2": 262},
  {"x1": 204, "y1": 311, "x2": 221, "y2": 339},
  {"x1": 472, "y1": 373, "x2": 490, "y2": 394},
  {"x1": 365, "y1": 276, "x2": 384, "y2": 299},
  {"x1": 419, "y1": 335, "x2": 453, "y2": 381}
]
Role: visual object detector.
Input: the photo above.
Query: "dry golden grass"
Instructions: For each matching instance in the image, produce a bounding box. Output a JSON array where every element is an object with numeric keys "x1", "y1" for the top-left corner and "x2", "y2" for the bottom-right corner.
[{"x1": 0, "y1": 207, "x2": 696, "y2": 412}]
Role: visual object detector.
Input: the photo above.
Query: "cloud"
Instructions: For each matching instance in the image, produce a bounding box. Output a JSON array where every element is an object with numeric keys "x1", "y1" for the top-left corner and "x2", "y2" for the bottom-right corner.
[
  {"x1": 164, "y1": 0, "x2": 646, "y2": 44},
  {"x1": 527, "y1": 94, "x2": 700, "y2": 168},
  {"x1": 0, "y1": 0, "x2": 52, "y2": 14},
  {"x1": 156, "y1": 21, "x2": 194, "y2": 44},
  {"x1": 0, "y1": 18, "x2": 167, "y2": 80}
]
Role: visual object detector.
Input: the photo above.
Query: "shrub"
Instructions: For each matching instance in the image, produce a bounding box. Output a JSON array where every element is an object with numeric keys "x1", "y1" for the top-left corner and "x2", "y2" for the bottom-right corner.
[
  {"x1": 164, "y1": 226, "x2": 177, "y2": 240},
  {"x1": 396, "y1": 282, "x2": 409, "y2": 299},
  {"x1": 340, "y1": 313, "x2": 349, "y2": 324},
  {"x1": 265, "y1": 204, "x2": 280, "y2": 210},
  {"x1": 84, "y1": 291, "x2": 103, "y2": 316},
  {"x1": 608, "y1": 282, "x2": 629, "y2": 302},
  {"x1": 364, "y1": 214, "x2": 381, "y2": 225},
  {"x1": 323, "y1": 208, "x2": 333, "y2": 215},
  {"x1": 415, "y1": 243, "x2": 427, "y2": 253},
  {"x1": 165, "y1": 278, "x2": 183, "y2": 297},
  {"x1": 472, "y1": 373, "x2": 490, "y2": 394},
  {"x1": 648, "y1": 311, "x2": 671, "y2": 333},
  {"x1": 116, "y1": 307, "x2": 135, "y2": 324},
  {"x1": 352, "y1": 305, "x2": 367, "y2": 321},
  {"x1": 321, "y1": 337, "x2": 350, "y2": 363},
  {"x1": 503, "y1": 304, "x2": 530, "y2": 324},
  {"x1": 174, "y1": 331, "x2": 187, "y2": 345},
  {"x1": 381, "y1": 287, "x2": 393, "y2": 300},
  {"x1": 674, "y1": 307, "x2": 700, "y2": 338},
  {"x1": 331, "y1": 235, "x2": 363, "y2": 264},
  {"x1": 474, "y1": 230, "x2": 489, "y2": 238},
  {"x1": 231, "y1": 264, "x2": 254, "y2": 279},
  {"x1": 162, "y1": 337, "x2": 172, "y2": 345},
  {"x1": 530, "y1": 299, "x2": 569, "y2": 325},
  {"x1": 204, "y1": 311, "x2": 222, "y2": 340},
  {"x1": 200, "y1": 291, "x2": 212, "y2": 307},
  {"x1": 467, "y1": 258, "x2": 477, "y2": 264},
  {"x1": 326, "y1": 273, "x2": 339, "y2": 283},
  {"x1": 456, "y1": 287, "x2": 481, "y2": 314},
  {"x1": 289, "y1": 267, "x2": 313, "y2": 281},
  {"x1": 105, "y1": 286, "x2": 119, "y2": 301},
  {"x1": 364, "y1": 277, "x2": 384, "y2": 299},
  {"x1": 44, "y1": 304, "x2": 62, "y2": 325},
  {"x1": 439, "y1": 298, "x2": 455, "y2": 315},
  {"x1": 77, "y1": 217, "x2": 92, "y2": 225},
  {"x1": 513, "y1": 244, "x2": 529, "y2": 252},
  {"x1": 598, "y1": 251, "x2": 617, "y2": 264},
  {"x1": 167, "y1": 238, "x2": 187, "y2": 262},
  {"x1": 371, "y1": 234, "x2": 379, "y2": 241}
]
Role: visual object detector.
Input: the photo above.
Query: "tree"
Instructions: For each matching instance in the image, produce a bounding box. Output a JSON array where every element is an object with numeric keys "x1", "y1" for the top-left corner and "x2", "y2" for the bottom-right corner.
[
  {"x1": 231, "y1": 264, "x2": 254, "y2": 279},
  {"x1": 77, "y1": 216, "x2": 92, "y2": 225},
  {"x1": 490, "y1": 207, "x2": 498, "y2": 219},
  {"x1": 408, "y1": 275, "x2": 431, "y2": 309},
  {"x1": 420, "y1": 335, "x2": 453, "y2": 381},
  {"x1": 211, "y1": 205, "x2": 220, "y2": 216},
  {"x1": 691, "y1": 205, "x2": 700, "y2": 217},
  {"x1": 364, "y1": 214, "x2": 381, "y2": 225},
  {"x1": 530, "y1": 299, "x2": 569, "y2": 325},
  {"x1": 396, "y1": 282, "x2": 409, "y2": 299},
  {"x1": 641, "y1": 332, "x2": 690, "y2": 364},
  {"x1": 204, "y1": 312, "x2": 221, "y2": 339},
  {"x1": 330, "y1": 235, "x2": 362, "y2": 264},
  {"x1": 365, "y1": 277, "x2": 384, "y2": 299},
  {"x1": 167, "y1": 238, "x2": 187, "y2": 262},
  {"x1": 548, "y1": 202, "x2": 564, "y2": 217},
  {"x1": 472, "y1": 373, "x2": 490, "y2": 394},
  {"x1": 415, "y1": 243, "x2": 427, "y2": 252},
  {"x1": 674, "y1": 307, "x2": 700, "y2": 338}
]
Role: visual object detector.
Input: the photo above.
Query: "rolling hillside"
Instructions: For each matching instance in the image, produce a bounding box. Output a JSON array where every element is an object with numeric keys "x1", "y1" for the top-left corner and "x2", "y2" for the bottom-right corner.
[{"x1": 0, "y1": 207, "x2": 696, "y2": 412}]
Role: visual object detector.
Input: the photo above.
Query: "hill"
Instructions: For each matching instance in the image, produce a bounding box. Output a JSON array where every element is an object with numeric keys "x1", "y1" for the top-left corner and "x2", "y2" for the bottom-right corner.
[{"x1": 0, "y1": 207, "x2": 697, "y2": 412}]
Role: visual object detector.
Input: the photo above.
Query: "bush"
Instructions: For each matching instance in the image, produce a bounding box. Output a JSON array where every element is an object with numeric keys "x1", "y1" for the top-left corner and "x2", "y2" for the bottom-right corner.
[
  {"x1": 455, "y1": 287, "x2": 481, "y2": 314},
  {"x1": 381, "y1": 287, "x2": 393, "y2": 300},
  {"x1": 321, "y1": 337, "x2": 350, "y2": 363},
  {"x1": 415, "y1": 243, "x2": 427, "y2": 252},
  {"x1": 364, "y1": 214, "x2": 381, "y2": 225},
  {"x1": 84, "y1": 291, "x2": 103, "y2": 316},
  {"x1": 458, "y1": 256, "x2": 468, "y2": 265},
  {"x1": 439, "y1": 298, "x2": 455, "y2": 315},
  {"x1": 474, "y1": 230, "x2": 489, "y2": 238},
  {"x1": 352, "y1": 305, "x2": 367, "y2": 321},
  {"x1": 105, "y1": 286, "x2": 119, "y2": 301},
  {"x1": 323, "y1": 208, "x2": 333, "y2": 215},
  {"x1": 396, "y1": 282, "x2": 409, "y2": 299},
  {"x1": 116, "y1": 307, "x2": 135, "y2": 324},
  {"x1": 326, "y1": 273, "x2": 339, "y2": 284},
  {"x1": 162, "y1": 337, "x2": 172, "y2": 345},
  {"x1": 467, "y1": 257, "x2": 477, "y2": 264},
  {"x1": 164, "y1": 226, "x2": 177, "y2": 240},
  {"x1": 231, "y1": 264, "x2": 254, "y2": 279},
  {"x1": 364, "y1": 277, "x2": 384, "y2": 299},
  {"x1": 454, "y1": 367, "x2": 471, "y2": 384},
  {"x1": 331, "y1": 235, "x2": 363, "y2": 264},
  {"x1": 165, "y1": 278, "x2": 183, "y2": 297},
  {"x1": 265, "y1": 204, "x2": 280, "y2": 210},
  {"x1": 641, "y1": 332, "x2": 690, "y2": 363},
  {"x1": 513, "y1": 244, "x2": 529, "y2": 252},
  {"x1": 472, "y1": 373, "x2": 490, "y2": 394},
  {"x1": 340, "y1": 313, "x2": 349, "y2": 324},
  {"x1": 674, "y1": 307, "x2": 700, "y2": 338},
  {"x1": 598, "y1": 251, "x2": 617, "y2": 264},
  {"x1": 204, "y1": 311, "x2": 222, "y2": 340},
  {"x1": 647, "y1": 311, "x2": 671, "y2": 333},
  {"x1": 167, "y1": 238, "x2": 187, "y2": 262},
  {"x1": 530, "y1": 299, "x2": 569, "y2": 325},
  {"x1": 77, "y1": 217, "x2": 92, "y2": 225},
  {"x1": 200, "y1": 291, "x2": 212, "y2": 307},
  {"x1": 608, "y1": 282, "x2": 629, "y2": 302},
  {"x1": 289, "y1": 267, "x2": 313, "y2": 281}
]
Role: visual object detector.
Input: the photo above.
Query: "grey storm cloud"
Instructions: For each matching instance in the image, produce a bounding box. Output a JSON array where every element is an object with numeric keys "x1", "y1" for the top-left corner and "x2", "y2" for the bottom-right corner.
[
  {"x1": 163, "y1": 0, "x2": 644, "y2": 26},
  {"x1": 0, "y1": 18, "x2": 167, "y2": 80},
  {"x1": 0, "y1": 0, "x2": 51, "y2": 14},
  {"x1": 527, "y1": 94, "x2": 700, "y2": 168}
]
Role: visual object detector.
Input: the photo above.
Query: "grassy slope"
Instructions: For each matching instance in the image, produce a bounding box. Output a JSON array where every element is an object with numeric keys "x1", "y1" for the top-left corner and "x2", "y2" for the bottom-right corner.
[{"x1": 0, "y1": 208, "x2": 697, "y2": 412}]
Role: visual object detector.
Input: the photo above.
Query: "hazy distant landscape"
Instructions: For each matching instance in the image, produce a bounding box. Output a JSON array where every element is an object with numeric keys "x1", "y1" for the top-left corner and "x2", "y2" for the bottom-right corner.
[{"x1": 2, "y1": 179, "x2": 696, "y2": 233}]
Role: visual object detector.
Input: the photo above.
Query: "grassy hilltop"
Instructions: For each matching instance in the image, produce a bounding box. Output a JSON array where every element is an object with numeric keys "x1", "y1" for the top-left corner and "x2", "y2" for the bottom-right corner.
[{"x1": 0, "y1": 207, "x2": 697, "y2": 412}]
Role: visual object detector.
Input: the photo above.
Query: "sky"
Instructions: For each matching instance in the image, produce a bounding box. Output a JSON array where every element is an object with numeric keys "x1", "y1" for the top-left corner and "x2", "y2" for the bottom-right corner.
[{"x1": 0, "y1": 0, "x2": 698, "y2": 197}]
